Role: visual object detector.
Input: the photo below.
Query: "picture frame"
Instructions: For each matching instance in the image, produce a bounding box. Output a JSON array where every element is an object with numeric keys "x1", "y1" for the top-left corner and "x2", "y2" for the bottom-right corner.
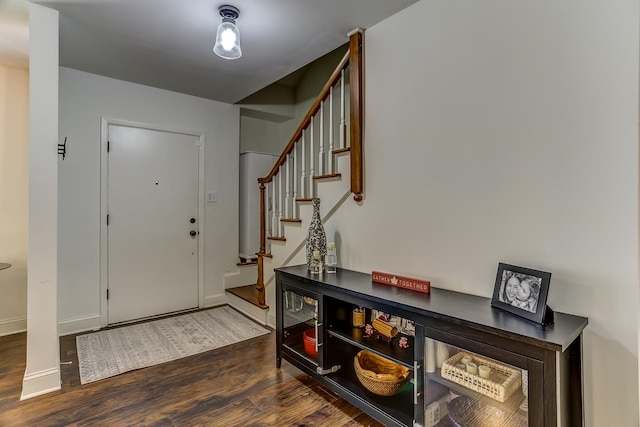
[
  {"x1": 371, "y1": 309, "x2": 400, "y2": 327},
  {"x1": 491, "y1": 263, "x2": 553, "y2": 325}
]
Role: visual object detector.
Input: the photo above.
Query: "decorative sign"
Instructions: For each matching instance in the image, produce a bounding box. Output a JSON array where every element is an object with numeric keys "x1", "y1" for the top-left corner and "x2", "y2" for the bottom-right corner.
[{"x1": 372, "y1": 271, "x2": 431, "y2": 294}]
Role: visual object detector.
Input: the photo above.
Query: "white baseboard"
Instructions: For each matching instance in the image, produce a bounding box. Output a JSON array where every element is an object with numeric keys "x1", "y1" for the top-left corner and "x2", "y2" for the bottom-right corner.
[
  {"x1": 57, "y1": 314, "x2": 101, "y2": 336},
  {"x1": 21, "y1": 367, "x2": 61, "y2": 400},
  {"x1": 203, "y1": 293, "x2": 228, "y2": 308},
  {"x1": 0, "y1": 316, "x2": 27, "y2": 337},
  {"x1": 226, "y1": 293, "x2": 269, "y2": 326}
]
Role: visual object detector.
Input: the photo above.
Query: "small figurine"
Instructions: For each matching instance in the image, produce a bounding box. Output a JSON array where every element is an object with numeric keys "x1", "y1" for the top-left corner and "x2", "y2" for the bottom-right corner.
[
  {"x1": 399, "y1": 336, "x2": 409, "y2": 349},
  {"x1": 371, "y1": 318, "x2": 398, "y2": 343},
  {"x1": 363, "y1": 323, "x2": 374, "y2": 338}
]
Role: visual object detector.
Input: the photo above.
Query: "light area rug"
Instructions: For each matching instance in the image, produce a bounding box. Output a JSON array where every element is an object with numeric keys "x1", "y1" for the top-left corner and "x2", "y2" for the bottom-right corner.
[{"x1": 76, "y1": 306, "x2": 269, "y2": 384}]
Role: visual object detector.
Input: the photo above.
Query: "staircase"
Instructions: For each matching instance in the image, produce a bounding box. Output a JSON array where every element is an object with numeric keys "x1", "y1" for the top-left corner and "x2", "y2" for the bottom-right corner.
[{"x1": 226, "y1": 29, "x2": 363, "y2": 326}]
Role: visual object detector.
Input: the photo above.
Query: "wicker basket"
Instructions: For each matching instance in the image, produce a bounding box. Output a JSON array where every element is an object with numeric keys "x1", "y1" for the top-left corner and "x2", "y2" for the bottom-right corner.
[
  {"x1": 353, "y1": 350, "x2": 410, "y2": 396},
  {"x1": 441, "y1": 352, "x2": 521, "y2": 403}
]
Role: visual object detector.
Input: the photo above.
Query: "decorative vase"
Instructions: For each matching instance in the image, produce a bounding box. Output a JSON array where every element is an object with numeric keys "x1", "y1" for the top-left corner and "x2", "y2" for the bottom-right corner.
[
  {"x1": 425, "y1": 338, "x2": 436, "y2": 373},
  {"x1": 306, "y1": 198, "x2": 327, "y2": 274},
  {"x1": 436, "y1": 341, "x2": 449, "y2": 368},
  {"x1": 325, "y1": 242, "x2": 337, "y2": 273}
]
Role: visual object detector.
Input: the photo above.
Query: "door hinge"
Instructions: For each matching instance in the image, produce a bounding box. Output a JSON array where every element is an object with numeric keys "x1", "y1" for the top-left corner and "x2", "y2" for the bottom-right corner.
[
  {"x1": 107, "y1": 289, "x2": 110, "y2": 300},
  {"x1": 107, "y1": 214, "x2": 109, "y2": 226},
  {"x1": 107, "y1": 140, "x2": 110, "y2": 152}
]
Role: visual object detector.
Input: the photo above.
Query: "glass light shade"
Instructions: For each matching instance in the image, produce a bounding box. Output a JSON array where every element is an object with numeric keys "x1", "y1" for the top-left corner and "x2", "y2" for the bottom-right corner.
[{"x1": 213, "y1": 21, "x2": 241, "y2": 59}]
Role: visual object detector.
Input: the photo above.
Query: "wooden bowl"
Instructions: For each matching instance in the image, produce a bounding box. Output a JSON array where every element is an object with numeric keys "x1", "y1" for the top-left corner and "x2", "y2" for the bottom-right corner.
[{"x1": 353, "y1": 350, "x2": 410, "y2": 396}]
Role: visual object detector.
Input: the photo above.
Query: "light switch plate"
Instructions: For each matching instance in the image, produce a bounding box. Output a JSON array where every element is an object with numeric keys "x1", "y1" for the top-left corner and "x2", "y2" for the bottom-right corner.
[{"x1": 206, "y1": 191, "x2": 217, "y2": 203}]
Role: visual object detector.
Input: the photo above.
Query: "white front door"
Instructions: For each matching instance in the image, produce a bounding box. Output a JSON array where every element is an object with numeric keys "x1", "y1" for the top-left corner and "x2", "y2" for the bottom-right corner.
[{"x1": 107, "y1": 125, "x2": 199, "y2": 324}]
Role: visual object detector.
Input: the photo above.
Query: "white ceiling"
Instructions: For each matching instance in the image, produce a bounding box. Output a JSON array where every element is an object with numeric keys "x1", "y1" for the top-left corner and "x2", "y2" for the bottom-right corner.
[{"x1": 12, "y1": 0, "x2": 419, "y2": 103}]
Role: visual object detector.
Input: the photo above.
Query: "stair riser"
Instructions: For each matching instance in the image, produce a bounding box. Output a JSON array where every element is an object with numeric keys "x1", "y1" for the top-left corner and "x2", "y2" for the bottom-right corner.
[{"x1": 223, "y1": 264, "x2": 258, "y2": 289}]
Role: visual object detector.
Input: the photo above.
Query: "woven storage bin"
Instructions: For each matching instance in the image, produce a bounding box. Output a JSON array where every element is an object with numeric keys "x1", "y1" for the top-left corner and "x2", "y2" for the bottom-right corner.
[
  {"x1": 354, "y1": 350, "x2": 410, "y2": 396},
  {"x1": 441, "y1": 352, "x2": 521, "y2": 403}
]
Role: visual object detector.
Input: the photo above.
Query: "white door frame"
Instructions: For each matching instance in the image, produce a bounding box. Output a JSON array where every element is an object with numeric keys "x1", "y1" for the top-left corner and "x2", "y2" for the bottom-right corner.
[{"x1": 99, "y1": 117, "x2": 205, "y2": 327}]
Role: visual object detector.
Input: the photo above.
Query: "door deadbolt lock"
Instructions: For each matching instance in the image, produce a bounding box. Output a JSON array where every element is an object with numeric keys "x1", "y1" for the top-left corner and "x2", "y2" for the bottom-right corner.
[
  {"x1": 190, "y1": 218, "x2": 196, "y2": 224},
  {"x1": 190, "y1": 230, "x2": 197, "y2": 237}
]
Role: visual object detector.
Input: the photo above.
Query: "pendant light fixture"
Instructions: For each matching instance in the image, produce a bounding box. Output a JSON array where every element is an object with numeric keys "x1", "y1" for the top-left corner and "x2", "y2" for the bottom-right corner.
[{"x1": 213, "y1": 5, "x2": 242, "y2": 60}]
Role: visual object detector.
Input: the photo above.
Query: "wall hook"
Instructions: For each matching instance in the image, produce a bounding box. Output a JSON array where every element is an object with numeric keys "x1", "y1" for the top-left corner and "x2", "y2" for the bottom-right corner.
[{"x1": 58, "y1": 137, "x2": 67, "y2": 160}]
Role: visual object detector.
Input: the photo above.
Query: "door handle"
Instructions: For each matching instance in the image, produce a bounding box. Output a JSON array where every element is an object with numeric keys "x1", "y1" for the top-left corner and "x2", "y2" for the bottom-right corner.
[{"x1": 190, "y1": 230, "x2": 197, "y2": 237}]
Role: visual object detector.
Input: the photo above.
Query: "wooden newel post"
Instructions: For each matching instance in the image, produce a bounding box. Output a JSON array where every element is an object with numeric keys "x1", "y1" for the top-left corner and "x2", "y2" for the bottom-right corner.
[
  {"x1": 256, "y1": 182, "x2": 266, "y2": 305},
  {"x1": 256, "y1": 256, "x2": 265, "y2": 306},
  {"x1": 348, "y1": 29, "x2": 363, "y2": 202}
]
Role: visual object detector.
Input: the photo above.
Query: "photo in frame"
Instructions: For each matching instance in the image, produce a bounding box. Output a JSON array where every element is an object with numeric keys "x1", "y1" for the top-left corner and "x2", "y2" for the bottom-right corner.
[{"x1": 491, "y1": 263, "x2": 554, "y2": 325}]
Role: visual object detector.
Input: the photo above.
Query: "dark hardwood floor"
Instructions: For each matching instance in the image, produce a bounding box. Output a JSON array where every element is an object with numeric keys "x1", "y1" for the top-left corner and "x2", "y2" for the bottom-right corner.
[{"x1": 0, "y1": 319, "x2": 383, "y2": 426}]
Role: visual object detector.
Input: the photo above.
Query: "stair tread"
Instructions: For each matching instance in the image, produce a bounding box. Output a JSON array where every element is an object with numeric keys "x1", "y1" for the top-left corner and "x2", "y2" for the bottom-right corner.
[
  {"x1": 280, "y1": 218, "x2": 302, "y2": 223},
  {"x1": 313, "y1": 173, "x2": 341, "y2": 180},
  {"x1": 226, "y1": 285, "x2": 269, "y2": 309}
]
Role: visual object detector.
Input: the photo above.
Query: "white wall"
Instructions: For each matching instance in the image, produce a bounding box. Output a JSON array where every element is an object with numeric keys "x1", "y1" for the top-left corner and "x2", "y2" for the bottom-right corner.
[
  {"x1": 239, "y1": 45, "x2": 349, "y2": 157},
  {"x1": 0, "y1": 65, "x2": 28, "y2": 336},
  {"x1": 279, "y1": 45, "x2": 349, "y2": 151},
  {"x1": 240, "y1": 115, "x2": 281, "y2": 154},
  {"x1": 22, "y1": 3, "x2": 60, "y2": 400},
  {"x1": 326, "y1": 1, "x2": 638, "y2": 425},
  {"x1": 58, "y1": 67, "x2": 239, "y2": 332}
]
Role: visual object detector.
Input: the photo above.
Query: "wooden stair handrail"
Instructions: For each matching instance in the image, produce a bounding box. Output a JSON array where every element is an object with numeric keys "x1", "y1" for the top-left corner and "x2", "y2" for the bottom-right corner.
[
  {"x1": 255, "y1": 30, "x2": 364, "y2": 307},
  {"x1": 258, "y1": 49, "x2": 349, "y2": 185}
]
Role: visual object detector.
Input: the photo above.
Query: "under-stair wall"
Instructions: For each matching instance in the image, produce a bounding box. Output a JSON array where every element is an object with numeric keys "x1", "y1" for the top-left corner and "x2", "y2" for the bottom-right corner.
[
  {"x1": 223, "y1": 150, "x2": 351, "y2": 326},
  {"x1": 263, "y1": 151, "x2": 352, "y2": 327}
]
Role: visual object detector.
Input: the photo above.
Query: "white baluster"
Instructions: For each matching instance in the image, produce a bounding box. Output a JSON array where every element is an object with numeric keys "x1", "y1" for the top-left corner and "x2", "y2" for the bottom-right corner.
[
  {"x1": 328, "y1": 86, "x2": 334, "y2": 174},
  {"x1": 293, "y1": 145, "x2": 298, "y2": 218},
  {"x1": 340, "y1": 70, "x2": 346, "y2": 150},
  {"x1": 285, "y1": 153, "x2": 290, "y2": 219},
  {"x1": 309, "y1": 118, "x2": 314, "y2": 198},
  {"x1": 300, "y1": 131, "x2": 306, "y2": 199},
  {"x1": 278, "y1": 167, "x2": 283, "y2": 236},
  {"x1": 265, "y1": 183, "x2": 270, "y2": 238},
  {"x1": 270, "y1": 181, "x2": 277, "y2": 238},
  {"x1": 319, "y1": 102, "x2": 325, "y2": 176}
]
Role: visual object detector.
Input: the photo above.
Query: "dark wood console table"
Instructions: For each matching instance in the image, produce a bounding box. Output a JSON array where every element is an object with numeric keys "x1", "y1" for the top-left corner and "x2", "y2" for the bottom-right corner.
[{"x1": 276, "y1": 265, "x2": 588, "y2": 427}]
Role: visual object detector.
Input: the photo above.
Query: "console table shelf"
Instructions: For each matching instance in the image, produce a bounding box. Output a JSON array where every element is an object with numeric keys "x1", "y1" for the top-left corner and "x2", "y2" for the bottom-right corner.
[
  {"x1": 426, "y1": 368, "x2": 527, "y2": 417},
  {"x1": 327, "y1": 326, "x2": 414, "y2": 368}
]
